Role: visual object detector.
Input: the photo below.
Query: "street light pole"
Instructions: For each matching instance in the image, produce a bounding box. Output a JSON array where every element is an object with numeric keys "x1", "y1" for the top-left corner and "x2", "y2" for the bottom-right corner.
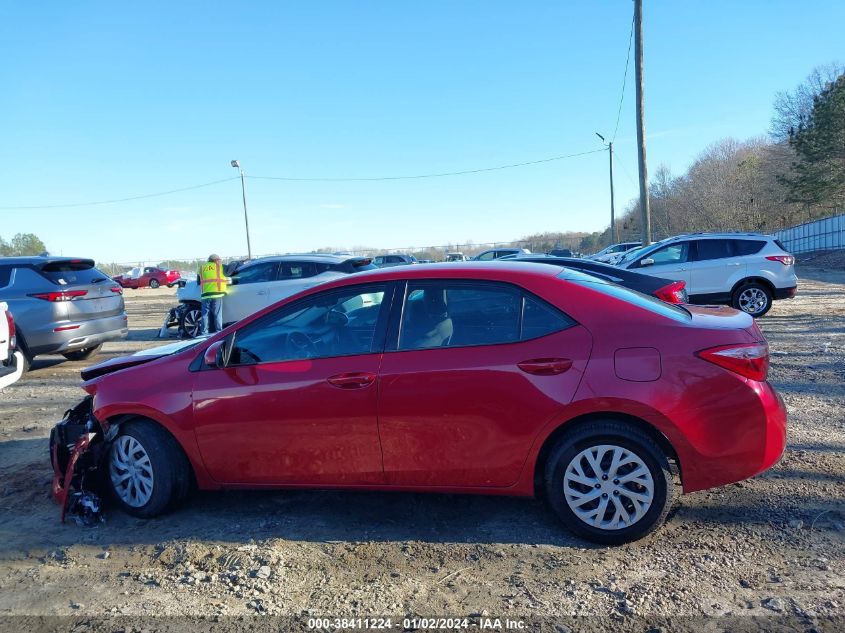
[
  {"x1": 231, "y1": 160, "x2": 252, "y2": 259},
  {"x1": 595, "y1": 133, "x2": 618, "y2": 243}
]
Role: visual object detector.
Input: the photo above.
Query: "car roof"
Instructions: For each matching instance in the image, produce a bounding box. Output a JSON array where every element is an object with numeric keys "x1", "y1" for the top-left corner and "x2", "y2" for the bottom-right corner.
[
  {"x1": 0, "y1": 256, "x2": 94, "y2": 266},
  {"x1": 658, "y1": 232, "x2": 772, "y2": 242},
  {"x1": 314, "y1": 261, "x2": 563, "y2": 287},
  {"x1": 240, "y1": 253, "x2": 366, "y2": 266}
]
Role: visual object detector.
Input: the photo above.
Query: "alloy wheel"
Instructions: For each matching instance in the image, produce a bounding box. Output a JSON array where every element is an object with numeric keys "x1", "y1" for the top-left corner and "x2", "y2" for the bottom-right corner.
[
  {"x1": 738, "y1": 287, "x2": 767, "y2": 314},
  {"x1": 563, "y1": 444, "x2": 654, "y2": 530},
  {"x1": 183, "y1": 308, "x2": 201, "y2": 338},
  {"x1": 109, "y1": 435, "x2": 155, "y2": 508}
]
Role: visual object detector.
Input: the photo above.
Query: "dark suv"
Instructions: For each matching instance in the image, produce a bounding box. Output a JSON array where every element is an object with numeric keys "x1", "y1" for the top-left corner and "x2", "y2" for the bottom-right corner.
[{"x1": 0, "y1": 257, "x2": 129, "y2": 370}]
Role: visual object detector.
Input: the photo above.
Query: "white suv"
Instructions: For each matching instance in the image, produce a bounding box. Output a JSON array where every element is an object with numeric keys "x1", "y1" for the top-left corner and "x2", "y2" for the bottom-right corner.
[
  {"x1": 164, "y1": 254, "x2": 377, "y2": 337},
  {"x1": 614, "y1": 233, "x2": 797, "y2": 317}
]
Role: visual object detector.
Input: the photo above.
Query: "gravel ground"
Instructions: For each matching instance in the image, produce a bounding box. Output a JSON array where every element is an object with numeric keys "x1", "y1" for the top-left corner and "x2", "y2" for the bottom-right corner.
[{"x1": 0, "y1": 271, "x2": 843, "y2": 631}]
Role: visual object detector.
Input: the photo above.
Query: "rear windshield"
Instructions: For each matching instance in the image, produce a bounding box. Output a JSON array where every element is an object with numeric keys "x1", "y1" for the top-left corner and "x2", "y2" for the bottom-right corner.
[
  {"x1": 40, "y1": 260, "x2": 110, "y2": 286},
  {"x1": 558, "y1": 269, "x2": 691, "y2": 322}
]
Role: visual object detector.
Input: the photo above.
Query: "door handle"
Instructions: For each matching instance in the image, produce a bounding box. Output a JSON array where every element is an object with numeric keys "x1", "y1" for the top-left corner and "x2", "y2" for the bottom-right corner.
[
  {"x1": 327, "y1": 372, "x2": 377, "y2": 389},
  {"x1": 727, "y1": 262, "x2": 741, "y2": 267},
  {"x1": 257, "y1": 290, "x2": 268, "y2": 295},
  {"x1": 517, "y1": 358, "x2": 573, "y2": 376}
]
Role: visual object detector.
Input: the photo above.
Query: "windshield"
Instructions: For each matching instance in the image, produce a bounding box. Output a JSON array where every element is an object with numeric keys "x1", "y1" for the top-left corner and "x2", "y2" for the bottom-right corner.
[{"x1": 617, "y1": 239, "x2": 668, "y2": 265}]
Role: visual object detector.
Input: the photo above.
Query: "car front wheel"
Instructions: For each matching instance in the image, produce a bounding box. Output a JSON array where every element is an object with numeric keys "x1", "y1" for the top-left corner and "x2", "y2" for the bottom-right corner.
[
  {"x1": 149, "y1": 279, "x2": 160, "y2": 289},
  {"x1": 732, "y1": 282, "x2": 773, "y2": 317},
  {"x1": 107, "y1": 419, "x2": 190, "y2": 518},
  {"x1": 544, "y1": 422, "x2": 674, "y2": 544},
  {"x1": 179, "y1": 305, "x2": 202, "y2": 338}
]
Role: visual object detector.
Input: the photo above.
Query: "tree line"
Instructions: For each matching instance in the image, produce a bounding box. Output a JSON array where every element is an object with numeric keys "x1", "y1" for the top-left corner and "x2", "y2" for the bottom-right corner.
[{"x1": 0, "y1": 233, "x2": 47, "y2": 257}]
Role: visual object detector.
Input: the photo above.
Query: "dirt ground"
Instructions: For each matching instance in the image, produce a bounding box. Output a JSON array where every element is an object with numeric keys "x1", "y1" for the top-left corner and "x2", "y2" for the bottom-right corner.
[{"x1": 0, "y1": 271, "x2": 843, "y2": 630}]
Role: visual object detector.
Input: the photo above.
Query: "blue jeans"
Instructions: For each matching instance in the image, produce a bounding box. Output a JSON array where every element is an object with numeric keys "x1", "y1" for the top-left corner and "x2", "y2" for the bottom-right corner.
[{"x1": 200, "y1": 297, "x2": 223, "y2": 335}]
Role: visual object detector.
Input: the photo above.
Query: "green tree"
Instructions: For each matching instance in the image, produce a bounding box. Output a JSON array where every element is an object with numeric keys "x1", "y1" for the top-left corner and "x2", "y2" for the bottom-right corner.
[
  {"x1": 785, "y1": 73, "x2": 845, "y2": 208},
  {"x1": 0, "y1": 233, "x2": 47, "y2": 256}
]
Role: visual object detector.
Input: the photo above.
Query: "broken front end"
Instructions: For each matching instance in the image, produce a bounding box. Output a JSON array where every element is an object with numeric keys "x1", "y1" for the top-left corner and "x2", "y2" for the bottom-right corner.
[{"x1": 50, "y1": 396, "x2": 111, "y2": 525}]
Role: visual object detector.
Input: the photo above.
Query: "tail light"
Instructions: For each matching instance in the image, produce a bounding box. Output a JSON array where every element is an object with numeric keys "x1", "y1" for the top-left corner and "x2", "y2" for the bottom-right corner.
[
  {"x1": 28, "y1": 290, "x2": 88, "y2": 302},
  {"x1": 696, "y1": 342, "x2": 769, "y2": 381},
  {"x1": 5, "y1": 310, "x2": 15, "y2": 350},
  {"x1": 110, "y1": 286, "x2": 123, "y2": 294},
  {"x1": 654, "y1": 280, "x2": 688, "y2": 304},
  {"x1": 766, "y1": 255, "x2": 795, "y2": 266}
]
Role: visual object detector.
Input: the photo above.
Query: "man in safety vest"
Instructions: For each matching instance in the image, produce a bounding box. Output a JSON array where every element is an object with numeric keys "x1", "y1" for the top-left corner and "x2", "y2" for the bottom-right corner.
[{"x1": 198, "y1": 254, "x2": 230, "y2": 336}]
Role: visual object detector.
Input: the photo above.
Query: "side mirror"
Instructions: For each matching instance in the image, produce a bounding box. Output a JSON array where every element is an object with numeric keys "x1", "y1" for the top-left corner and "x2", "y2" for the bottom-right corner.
[
  {"x1": 640, "y1": 258, "x2": 655, "y2": 267},
  {"x1": 203, "y1": 341, "x2": 225, "y2": 368},
  {"x1": 204, "y1": 333, "x2": 236, "y2": 368}
]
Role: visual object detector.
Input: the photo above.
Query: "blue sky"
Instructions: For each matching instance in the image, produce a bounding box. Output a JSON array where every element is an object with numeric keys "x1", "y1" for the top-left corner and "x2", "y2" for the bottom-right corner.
[{"x1": 1, "y1": 1, "x2": 843, "y2": 263}]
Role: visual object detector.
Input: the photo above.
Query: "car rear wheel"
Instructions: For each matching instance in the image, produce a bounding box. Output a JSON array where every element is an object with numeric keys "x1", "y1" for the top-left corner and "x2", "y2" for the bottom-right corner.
[
  {"x1": 179, "y1": 305, "x2": 202, "y2": 338},
  {"x1": 62, "y1": 344, "x2": 102, "y2": 361},
  {"x1": 732, "y1": 282, "x2": 773, "y2": 317},
  {"x1": 107, "y1": 419, "x2": 190, "y2": 518},
  {"x1": 149, "y1": 279, "x2": 160, "y2": 289},
  {"x1": 544, "y1": 422, "x2": 674, "y2": 544}
]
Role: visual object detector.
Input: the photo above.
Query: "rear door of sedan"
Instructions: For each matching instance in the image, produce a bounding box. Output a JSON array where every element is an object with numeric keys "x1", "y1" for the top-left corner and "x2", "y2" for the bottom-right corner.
[{"x1": 377, "y1": 279, "x2": 593, "y2": 488}]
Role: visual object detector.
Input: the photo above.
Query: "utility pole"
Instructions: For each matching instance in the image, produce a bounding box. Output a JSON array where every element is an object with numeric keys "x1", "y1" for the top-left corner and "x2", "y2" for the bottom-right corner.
[
  {"x1": 595, "y1": 133, "x2": 618, "y2": 243},
  {"x1": 634, "y1": 0, "x2": 651, "y2": 246},
  {"x1": 230, "y1": 160, "x2": 253, "y2": 259}
]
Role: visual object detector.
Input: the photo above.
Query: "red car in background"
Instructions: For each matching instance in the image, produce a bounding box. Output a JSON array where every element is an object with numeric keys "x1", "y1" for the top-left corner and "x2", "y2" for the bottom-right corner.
[
  {"x1": 51, "y1": 263, "x2": 786, "y2": 544},
  {"x1": 113, "y1": 266, "x2": 180, "y2": 289}
]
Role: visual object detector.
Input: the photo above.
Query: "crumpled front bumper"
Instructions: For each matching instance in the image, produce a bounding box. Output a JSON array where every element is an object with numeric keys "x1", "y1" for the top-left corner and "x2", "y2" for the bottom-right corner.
[{"x1": 50, "y1": 396, "x2": 109, "y2": 524}]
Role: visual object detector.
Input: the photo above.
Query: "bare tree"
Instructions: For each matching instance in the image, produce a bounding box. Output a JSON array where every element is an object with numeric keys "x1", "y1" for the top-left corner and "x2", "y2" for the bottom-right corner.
[{"x1": 770, "y1": 62, "x2": 844, "y2": 140}]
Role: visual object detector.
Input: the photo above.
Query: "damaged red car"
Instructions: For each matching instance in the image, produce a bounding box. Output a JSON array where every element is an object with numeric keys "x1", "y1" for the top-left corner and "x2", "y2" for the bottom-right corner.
[{"x1": 51, "y1": 263, "x2": 787, "y2": 544}]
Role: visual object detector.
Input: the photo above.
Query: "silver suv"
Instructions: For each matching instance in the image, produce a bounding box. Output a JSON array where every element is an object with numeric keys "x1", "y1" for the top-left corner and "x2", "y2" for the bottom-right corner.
[
  {"x1": 614, "y1": 233, "x2": 797, "y2": 317},
  {"x1": 0, "y1": 257, "x2": 129, "y2": 370}
]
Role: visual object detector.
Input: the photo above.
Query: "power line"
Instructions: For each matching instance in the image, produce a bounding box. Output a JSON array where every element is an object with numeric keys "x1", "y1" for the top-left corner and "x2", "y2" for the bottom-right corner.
[
  {"x1": 0, "y1": 177, "x2": 241, "y2": 210},
  {"x1": 611, "y1": 13, "x2": 635, "y2": 143},
  {"x1": 1, "y1": 148, "x2": 605, "y2": 210},
  {"x1": 247, "y1": 149, "x2": 604, "y2": 182}
]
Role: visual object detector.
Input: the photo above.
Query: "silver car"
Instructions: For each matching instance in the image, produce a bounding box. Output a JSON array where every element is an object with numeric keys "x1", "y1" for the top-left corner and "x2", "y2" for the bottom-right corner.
[{"x1": 0, "y1": 257, "x2": 128, "y2": 370}]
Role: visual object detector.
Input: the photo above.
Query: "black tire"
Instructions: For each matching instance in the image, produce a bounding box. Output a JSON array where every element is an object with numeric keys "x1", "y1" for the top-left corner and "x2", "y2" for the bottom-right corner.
[
  {"x1": 15, "y1": 333, "x2": 32, "y2": 373},
  {"x1": 731, "y1": 281, "x2": 773, "y2": 317},
  {"x1": 544, "y1": 421, "x2": 674, "y2": 545},
  {"x1": 149, "y1": 278, "x2": 160, "y2": 289},
  {"x1": 179, "y1": 304, "x2": 202, "y2": 338},
  {"x1": 106, "y1": 419, "x2": 191, "y2": 518},
  {"x1": 62, "y1": 344, "x2": 102, "y2": 361}
]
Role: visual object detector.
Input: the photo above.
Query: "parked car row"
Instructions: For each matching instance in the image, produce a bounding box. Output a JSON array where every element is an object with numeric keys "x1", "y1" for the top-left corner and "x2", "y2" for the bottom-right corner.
[{"x1": 0, "y1": 257, "x2": 129, "y2": 382}]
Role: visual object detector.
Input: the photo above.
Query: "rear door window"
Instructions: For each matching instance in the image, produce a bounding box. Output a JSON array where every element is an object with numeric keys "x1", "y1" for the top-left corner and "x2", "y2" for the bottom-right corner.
[
  {"x1": 732, "y1": 240, "x2": 766, "y2": 256},
  {"x1": 0, "y1": 266, "x2": 11, "y2": 288},
  {"x1": 521, "y1": 295, "x2": 576, "y2": 340},
  {"x1": 694, "y1": 239, "x2": 733, "y2": 261},
  {"x1": 40, "y1": 261, "x2": 109, "y2": 286},
  {"x1": 278, "y1": 262, "x2": 319, "y2": 279},
  {"x1": 399, "y1": 282, "x2": 521, "y2": 350}
]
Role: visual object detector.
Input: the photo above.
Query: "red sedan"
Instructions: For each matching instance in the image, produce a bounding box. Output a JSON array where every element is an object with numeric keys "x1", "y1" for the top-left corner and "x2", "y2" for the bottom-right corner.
[
  {"x1": 51, "y1": 263, "x2": 786, "y2": 543},
  {"x1": 113, "y1": 266, "x2": 180, "y2": 289}
]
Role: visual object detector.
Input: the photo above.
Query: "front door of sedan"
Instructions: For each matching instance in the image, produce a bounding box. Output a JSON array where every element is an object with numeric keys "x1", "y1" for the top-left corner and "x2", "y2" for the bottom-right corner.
[
  {"x1": 377, "y1": 281, "x2": 592, "y2": 488},
  {"x1": 192, "y1": 282, "x2": 394, "y2": 485}
]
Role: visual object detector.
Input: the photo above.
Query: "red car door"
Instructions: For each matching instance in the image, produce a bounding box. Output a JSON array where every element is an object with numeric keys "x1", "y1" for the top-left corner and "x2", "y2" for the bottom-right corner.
[
  {"x1": 377, "y1": 281, "x2": 592, "y2": 488},
  {"x1": 192, "y1": 282, "x2": 394, "y2": 485}
]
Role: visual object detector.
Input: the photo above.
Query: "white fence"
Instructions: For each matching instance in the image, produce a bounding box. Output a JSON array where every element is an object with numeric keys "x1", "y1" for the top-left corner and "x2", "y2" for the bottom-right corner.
[{"x1": 775, "y1": 213, "x2": 845, "y2": 255}]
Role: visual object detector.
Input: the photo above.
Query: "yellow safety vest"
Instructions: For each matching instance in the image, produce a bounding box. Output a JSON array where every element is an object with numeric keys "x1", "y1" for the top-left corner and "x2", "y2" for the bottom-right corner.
[{"x1": 200, "y1": 262, "x2": 229, "y2": 298}]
